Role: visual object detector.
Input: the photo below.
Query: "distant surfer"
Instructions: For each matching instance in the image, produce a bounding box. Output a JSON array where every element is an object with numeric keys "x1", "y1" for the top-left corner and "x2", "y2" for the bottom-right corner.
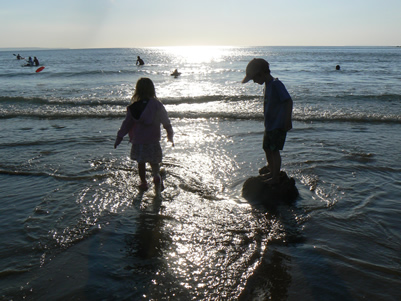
[
  {"x1": 136, "y1": 56, "x2": 145, "y2": 66},
  {"x1": 242, "y1": 58, "x2": 293, "y2": 185},
  {"x1": 171, "y1": 69, "x2": 181, "y2": 77},
  {"x1": 34, "y1": 57, "x2": 40, "y2": 66},
  {"x1": 336, "y1": 65, "x2": 341, "y2": 70}
]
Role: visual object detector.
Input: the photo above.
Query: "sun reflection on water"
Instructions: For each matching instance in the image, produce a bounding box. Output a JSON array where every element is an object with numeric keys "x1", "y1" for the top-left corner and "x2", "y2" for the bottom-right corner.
[{"x1": 158, "y1": 46, "x2": 231, "y2": 64}]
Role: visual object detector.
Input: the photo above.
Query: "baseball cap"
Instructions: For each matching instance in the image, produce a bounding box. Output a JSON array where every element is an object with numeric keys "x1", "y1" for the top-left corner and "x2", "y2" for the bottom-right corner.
[{"x1": 242, "y1": 58, "x2": 270, "y2": 83}]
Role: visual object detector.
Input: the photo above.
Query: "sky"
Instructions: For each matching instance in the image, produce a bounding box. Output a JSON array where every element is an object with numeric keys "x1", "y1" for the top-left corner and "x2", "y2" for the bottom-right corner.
[{"x1": 1, "y1": 0, "x2": 400, "y2": 49}]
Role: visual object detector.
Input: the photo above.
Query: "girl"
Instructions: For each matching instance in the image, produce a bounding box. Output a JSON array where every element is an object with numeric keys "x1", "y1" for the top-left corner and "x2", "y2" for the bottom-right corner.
[{"x1": 114, "y1": 78, "x2": 174, "y2": 191}]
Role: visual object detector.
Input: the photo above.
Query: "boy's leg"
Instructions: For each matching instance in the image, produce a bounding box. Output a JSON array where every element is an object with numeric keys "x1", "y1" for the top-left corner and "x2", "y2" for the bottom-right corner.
[
  {"x1": 263, "y1": 129, "x2": 285, "y2": 183},
  {"x1": 264, "y1": 149, "x2": 281, "y2": 183}
]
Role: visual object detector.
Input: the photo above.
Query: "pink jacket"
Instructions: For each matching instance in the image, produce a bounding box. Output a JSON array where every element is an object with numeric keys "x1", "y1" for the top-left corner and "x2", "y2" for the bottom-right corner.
[{"x1": 115, "y1": 98, "x2": 173, "y2": 146}]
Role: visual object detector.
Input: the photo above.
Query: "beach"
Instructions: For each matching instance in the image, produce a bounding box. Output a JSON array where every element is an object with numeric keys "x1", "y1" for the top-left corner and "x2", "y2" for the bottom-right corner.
[{"x1": 1, "y1": 46, "x2": 400, "y2": 300}]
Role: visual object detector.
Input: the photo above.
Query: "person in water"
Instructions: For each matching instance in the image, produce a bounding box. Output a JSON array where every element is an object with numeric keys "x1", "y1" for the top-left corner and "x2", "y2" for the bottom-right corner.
[
  {"x1": 34, "y1": 57, "x2": 40, "y2": 66},
  {"x1": 114, "y1": 77, "x2": 174, "y2": 191},
  {"x1": 242, "y1": 58, "x2": 293, "y2": 184},
  {"x1": 17, "y1": 54, "x2": 22, "y2": 60},
  {"x1": 336, "y1": 65, "x2": 341, "y2": 70},
  {"x1": 136, "y1": 56, "x2": 145, "y2": 66},
  {"x1": 27, "y1": 57, "x2": 34, "y2": 66},
  {"x1": 171, "y1": 69, "x2": 181, "y2": 77}
]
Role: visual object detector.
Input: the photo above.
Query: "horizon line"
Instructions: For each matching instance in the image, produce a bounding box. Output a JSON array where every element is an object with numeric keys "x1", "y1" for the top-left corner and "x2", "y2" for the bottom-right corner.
[{"x1": 1, "y1": 45, "x2": 400, "y2": 51}]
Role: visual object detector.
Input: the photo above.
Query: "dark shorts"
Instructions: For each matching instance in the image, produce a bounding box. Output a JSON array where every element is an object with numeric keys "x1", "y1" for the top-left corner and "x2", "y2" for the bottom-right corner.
[
  {"x1": 131, "y1": 143, "x2": 162, "y2": 164},
  {"x1": 263, "y1": 129, "x2": 287, "y2": 151}
]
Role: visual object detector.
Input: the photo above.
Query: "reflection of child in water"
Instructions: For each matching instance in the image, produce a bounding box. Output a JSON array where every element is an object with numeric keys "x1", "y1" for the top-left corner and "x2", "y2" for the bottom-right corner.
[{"x1": 114, "y1": 78, "x2": 174, "y2": 191}]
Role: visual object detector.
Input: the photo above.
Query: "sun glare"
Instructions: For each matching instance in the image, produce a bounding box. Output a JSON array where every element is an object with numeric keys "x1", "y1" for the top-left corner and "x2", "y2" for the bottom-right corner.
[{"x1": 160, "y1": 46, "x2": 229, "y2": 64}]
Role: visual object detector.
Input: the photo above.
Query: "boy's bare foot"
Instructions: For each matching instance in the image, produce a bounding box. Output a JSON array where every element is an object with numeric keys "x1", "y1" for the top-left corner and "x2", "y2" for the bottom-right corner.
[
  {"x1": 259, "y1": 166, "x2": 270, "y2": 175},
  {"x1": 261, "y1": 172, "x2": 273, "y2": 180},
  {"x1": 263, "y1": 176, "x2": 279, "y2": 185}
]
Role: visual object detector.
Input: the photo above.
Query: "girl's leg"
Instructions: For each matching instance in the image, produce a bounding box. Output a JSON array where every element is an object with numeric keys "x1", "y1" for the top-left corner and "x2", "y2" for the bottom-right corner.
[
  {"x1": 150, "y1": 163, "x2": 160, "y2": 181},
  {"x1": 150, "y1": 163, "x2": 160, "y2": 178},
  {"x1": 150, "y1": 163, "x2": 164, "y2": 191},
  {"x1": 138, "y1": 162, "x2": 147, "y2": 183},
  {"x1": 138, "y1": 162, "x2": 149, "y2": 191}
]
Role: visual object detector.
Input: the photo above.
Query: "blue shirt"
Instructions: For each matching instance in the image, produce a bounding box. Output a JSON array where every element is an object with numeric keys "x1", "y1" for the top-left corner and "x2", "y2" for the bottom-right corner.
[{"x1": 263, "y1": 78, "x2": 291, "y2": 131}]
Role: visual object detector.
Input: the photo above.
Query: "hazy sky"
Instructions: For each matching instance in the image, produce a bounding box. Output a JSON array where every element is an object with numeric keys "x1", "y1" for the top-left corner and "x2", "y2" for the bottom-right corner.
[{"x1": 1, "y1": 0, "x2": 400, "y2": 48}]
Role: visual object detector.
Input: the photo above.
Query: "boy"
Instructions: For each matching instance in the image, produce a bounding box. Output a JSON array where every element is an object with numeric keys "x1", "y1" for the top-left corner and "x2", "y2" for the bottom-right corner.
[{"x1": 242, "y1": 58, "x2": 293, "y2": 184}]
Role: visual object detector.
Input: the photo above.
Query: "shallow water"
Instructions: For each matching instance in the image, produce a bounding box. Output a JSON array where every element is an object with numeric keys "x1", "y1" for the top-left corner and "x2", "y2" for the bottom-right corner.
[{"x1": 1, "y1": 47, "x2": 401, "y2": 300}]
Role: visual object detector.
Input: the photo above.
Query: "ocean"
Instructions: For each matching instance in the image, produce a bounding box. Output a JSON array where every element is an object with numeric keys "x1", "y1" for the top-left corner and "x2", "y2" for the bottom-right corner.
[{"x1": 0, "y1": 46, "x2": 400, "y2": 300}]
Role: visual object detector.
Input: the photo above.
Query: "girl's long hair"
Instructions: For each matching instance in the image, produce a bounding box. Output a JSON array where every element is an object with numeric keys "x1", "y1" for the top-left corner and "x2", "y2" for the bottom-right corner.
[{"x1": 131, "y1": 77, "x2": 157, "y2": 103}]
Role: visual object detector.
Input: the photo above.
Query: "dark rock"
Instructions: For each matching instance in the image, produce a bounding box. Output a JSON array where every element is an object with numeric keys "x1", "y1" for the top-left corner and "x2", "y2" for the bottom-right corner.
[{"x1": 242, "y1": 168, "x2": 298, "y2": 209}]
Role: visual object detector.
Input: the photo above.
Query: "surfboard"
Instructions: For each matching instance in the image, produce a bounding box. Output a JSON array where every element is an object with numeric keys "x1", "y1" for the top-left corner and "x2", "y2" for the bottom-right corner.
[{"x1": 36, "y1": 66, "x2": 45, "y2": 73}]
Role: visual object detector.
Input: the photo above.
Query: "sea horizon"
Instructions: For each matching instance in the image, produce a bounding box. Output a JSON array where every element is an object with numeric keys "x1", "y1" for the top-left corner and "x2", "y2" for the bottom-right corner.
[{"x1": 2, "y1": 44, "x2": 400, "y2": 51}]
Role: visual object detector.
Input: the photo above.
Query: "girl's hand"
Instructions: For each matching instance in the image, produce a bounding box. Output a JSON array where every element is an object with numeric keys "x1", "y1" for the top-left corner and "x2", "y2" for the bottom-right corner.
[
  {"x1": 167, "y1": 133, "x2": 174, "y2": 147},
  {"x1": 114, "y1": 136, "x2": 123, "y2": 149}
]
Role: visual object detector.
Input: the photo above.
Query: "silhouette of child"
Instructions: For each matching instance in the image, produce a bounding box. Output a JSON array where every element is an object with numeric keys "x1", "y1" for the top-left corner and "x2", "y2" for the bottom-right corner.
[{"x1": 114, "y1": 78, "x2": 174, "y2": 191}]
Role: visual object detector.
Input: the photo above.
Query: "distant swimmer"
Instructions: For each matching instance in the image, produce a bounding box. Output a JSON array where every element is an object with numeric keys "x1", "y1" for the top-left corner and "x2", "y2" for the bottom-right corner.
[
  {"x1": 171, "y1": 69, "x2": 181, "y2": 77},
  {"x1": 34, "y1": 57, "x2": 40, "y2": 66},
  {"x1": 136, "y1": 56, "x2": 145, "y2": 66},
  {"x1": 336, "y1": 65, "x2": 341, "y2": 70}
]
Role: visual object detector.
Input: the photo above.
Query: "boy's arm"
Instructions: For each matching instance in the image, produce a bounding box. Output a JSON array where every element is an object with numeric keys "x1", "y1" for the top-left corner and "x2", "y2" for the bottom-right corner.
[
  {"x1": 273, "y1": 81, "x2": 293, "y2": 131},
  {"x1": 284, "y1": 98, "x2": 293, "y2": 131}
]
